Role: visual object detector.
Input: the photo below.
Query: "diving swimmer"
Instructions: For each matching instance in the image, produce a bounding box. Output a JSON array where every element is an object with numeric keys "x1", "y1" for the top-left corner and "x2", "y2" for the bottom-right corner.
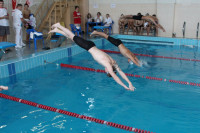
[{"x1": 49, "y1": 23, "x2": 136, "y2": 91}]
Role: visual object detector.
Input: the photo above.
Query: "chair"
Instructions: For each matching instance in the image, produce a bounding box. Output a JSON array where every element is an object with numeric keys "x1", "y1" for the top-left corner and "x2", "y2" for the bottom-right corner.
[
  {"x1": 93, "y1": 21, "x2": 114, "y2": 35},
  {"x1": 0, "y1": 42, "x2": 16, "y2": 61},
  {"x1": 108, "y1": 21, "x2": 114, "y2": 34},
  {"x1": 26, "y1": 29, "x2": 45, "y2": 50},
  {"x1": 50, "y1": 33, "x2": 66, "y2": 48},
  {"x1": 70, "y1": 24, "x2": 82, "y2": 36}
]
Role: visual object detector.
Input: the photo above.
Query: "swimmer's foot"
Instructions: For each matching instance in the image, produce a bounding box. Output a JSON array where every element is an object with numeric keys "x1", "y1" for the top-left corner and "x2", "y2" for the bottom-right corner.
[
  {"x1": 48, "y1": 28, "x2": 69, "y2": 38},
  {"x1": 90, "y1": 30, "x2": 97, "y2": 37},
  {"x1": 51, "y1": 23, "x2": 61, "y2": 29},
  {"x1": 48, "y1": 28, "x2": 59, "y2": 34},
  {"x1": 0, "y1": 86, "x2": 8, "y2": 91}
]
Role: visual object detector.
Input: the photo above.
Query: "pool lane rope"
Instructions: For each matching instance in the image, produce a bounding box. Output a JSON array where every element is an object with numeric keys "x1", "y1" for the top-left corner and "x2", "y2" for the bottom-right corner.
[
  {"x1": 60, "y1": 63, "x2": 200, "y2": 87},
  {"x1": 101, "y1": 49, "x2": 200, "y2": 62},
  {"x1": 0, "y1": 93, "x2": 154, "y2": 133}
]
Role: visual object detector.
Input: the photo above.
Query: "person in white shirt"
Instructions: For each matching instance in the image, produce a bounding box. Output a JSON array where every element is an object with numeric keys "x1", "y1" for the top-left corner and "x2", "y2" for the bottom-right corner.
[
  {"x1": 29, "y1": 14, "x2": 36, "y2": 29},
  {"x1": 104, "y1": 14, "x2": 112, "y2": 26},
  {"x1": 86, "y1": 13, "x2": 93, "y2": 22},
  {"x1": 103, "y1": 14, "x2": 113, "y2": 33},
  {"x1": 86, "y1": 13, "x2": 94, "y2": 32},
  {"x1": 13, "y1": 4, "x2": 27, "y2": 48},
  {"x1": 0, "y1": 0, "x2": 10, "y2": 42},
  {"x1": 95, "y1": 12, "x2": 103, "y2": 24}
]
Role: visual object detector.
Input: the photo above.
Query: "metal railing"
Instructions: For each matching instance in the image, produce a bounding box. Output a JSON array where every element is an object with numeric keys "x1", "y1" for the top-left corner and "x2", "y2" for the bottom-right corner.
[
  {"x1": 34, "y1": 0, "x2": 55, "y2": 29},
  {"x1": 196, "y1": 22, "x2": 199, "y2": 39},
  {"x1": 182, "y1": 21, "x2": 186, "y2": 38}
]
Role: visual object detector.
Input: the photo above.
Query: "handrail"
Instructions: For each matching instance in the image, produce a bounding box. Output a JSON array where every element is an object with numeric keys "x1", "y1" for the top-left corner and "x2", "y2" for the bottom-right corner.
[
  {"x1": 196, "y1": 22, "x2": 199, "y2": 39},
  {"x1": 34, "y1": 0, "x2": 55, "y2": 29},
  {"x1": 182, "y1": 21, "x2": 186, "y2": 38},
  {"x1": 36, "y1": 0, "x2": 67, "y2": 33},
  {"x1": 34, "y1": 0, "x2": 46, "y2": 17},
  {"x1": 36, "y1": 0, "x2": 80, "y2": 33},
  {"x1": 47, "y1": 1, "x2": 66, "y2": 28}
]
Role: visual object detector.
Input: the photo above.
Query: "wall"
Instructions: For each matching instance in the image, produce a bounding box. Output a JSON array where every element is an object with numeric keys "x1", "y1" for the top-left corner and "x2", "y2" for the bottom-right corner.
[
  {"x1": 173, "y1": 1, "x2": 200, "y2": 39},
  {"x1": 89, "y1": 0, "x2": 200, "y2": 39},
  {"x1": 4, "y1": 0, "x2": 200, "y2": 41},
  {"x1": 156, "y1": 0, "x2": 175, "y2": 37},
  {"x1": 89, "y1": 0, "x2": 157, "y2": 35},
  {"x1": 80, "y1": 0, "x2": 89, "y2": 31}
]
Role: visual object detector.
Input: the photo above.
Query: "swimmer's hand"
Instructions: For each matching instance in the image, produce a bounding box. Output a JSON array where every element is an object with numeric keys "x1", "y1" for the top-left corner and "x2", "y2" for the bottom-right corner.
[
  {"x1": 129, "y1": 84, "x2": 135, "y2": 91},
  {"x1": 124, "y1": 86, "x2": 130, "y2": 90},
  {"x1": 0, "y1": 86, "x2": 8, "y2": 91}
]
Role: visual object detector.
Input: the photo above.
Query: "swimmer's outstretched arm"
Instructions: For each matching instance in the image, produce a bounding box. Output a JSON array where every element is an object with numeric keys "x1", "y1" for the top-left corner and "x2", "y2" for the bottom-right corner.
[
  {"x1": 106, "y1": 64, "x2": 130, "y2": 90},
  {"x1": 114, "y1": 65, "x2": 135, "y2": 91},
  {"x1": 143, "y1": 16, "x2": 165, "y2": 32}
]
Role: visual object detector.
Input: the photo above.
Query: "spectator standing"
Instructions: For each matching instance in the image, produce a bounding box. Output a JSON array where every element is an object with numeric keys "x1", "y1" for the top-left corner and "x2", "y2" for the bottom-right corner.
[
  {"x1": 13, "y1": 4, "x2": 27, "y2": 48},
  {"x1": 23, "y1": 3, "x2": 31, "y2": 41},
  {"x1": 0, "y1": 0, "x2": 10, "y2": 43},
  {"x1": 151, "y1": 14, "x2": 158, "y2": 36},
  {"x1": 73, "y1": 6, "x2": 81, "y2": 29},
  {"x1": 23, "y1": 3, "x2": 31, "y2": 21}
]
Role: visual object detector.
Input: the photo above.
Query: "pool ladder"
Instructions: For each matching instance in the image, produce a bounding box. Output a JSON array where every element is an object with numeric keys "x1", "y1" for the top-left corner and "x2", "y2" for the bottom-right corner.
[
  {"x1": 196, "y1": 22, "x2": 199, "y2": 39},
  {"x1": 182, "y1": 21, "x2": 186, "y2": 38}
]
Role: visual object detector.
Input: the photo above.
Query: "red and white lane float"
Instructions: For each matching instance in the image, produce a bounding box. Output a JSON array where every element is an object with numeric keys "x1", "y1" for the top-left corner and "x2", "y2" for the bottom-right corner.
[
  {"x1": 0, "y1": 93, "x2": 154, "y2": 133},
  {"x1": 60, "y1": 63, "x2": 200, "y2": 87},
  {"x1": 101, "y1": 49, "x2": 200, "y2": 62}
]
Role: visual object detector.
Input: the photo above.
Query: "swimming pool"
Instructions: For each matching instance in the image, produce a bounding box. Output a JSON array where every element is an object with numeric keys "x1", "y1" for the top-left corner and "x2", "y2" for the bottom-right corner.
[{"x1": 0, "y1": 39, "x2": 200, "y2": 133}]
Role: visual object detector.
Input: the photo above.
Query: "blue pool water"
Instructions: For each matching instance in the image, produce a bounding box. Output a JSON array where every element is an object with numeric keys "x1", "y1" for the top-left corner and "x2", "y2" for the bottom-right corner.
[{"x1": 0, "y1": 41, "x2": 200, "y2": 133}]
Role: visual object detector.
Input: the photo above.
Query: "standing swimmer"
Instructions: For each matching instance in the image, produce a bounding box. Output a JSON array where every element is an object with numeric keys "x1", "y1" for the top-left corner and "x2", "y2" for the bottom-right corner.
[
  {"x1": 123, "y1": 13, "x2": 165, "y2": 32},
  {"x1": 49, "y1": 23, "x2": 136, "y2": 91}
]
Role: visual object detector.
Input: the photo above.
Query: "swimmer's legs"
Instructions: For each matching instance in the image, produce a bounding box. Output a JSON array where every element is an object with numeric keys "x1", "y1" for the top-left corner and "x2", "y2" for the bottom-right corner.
[
  {"x1": 90, "y1": 31, "x2": 122, "y2": 47},
  {"x1": 51, "y1": 23, "x2": 75, "y2": 40},
  {"x1": 49, "y1": 28, "x2": 67, "y2": 37}
]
